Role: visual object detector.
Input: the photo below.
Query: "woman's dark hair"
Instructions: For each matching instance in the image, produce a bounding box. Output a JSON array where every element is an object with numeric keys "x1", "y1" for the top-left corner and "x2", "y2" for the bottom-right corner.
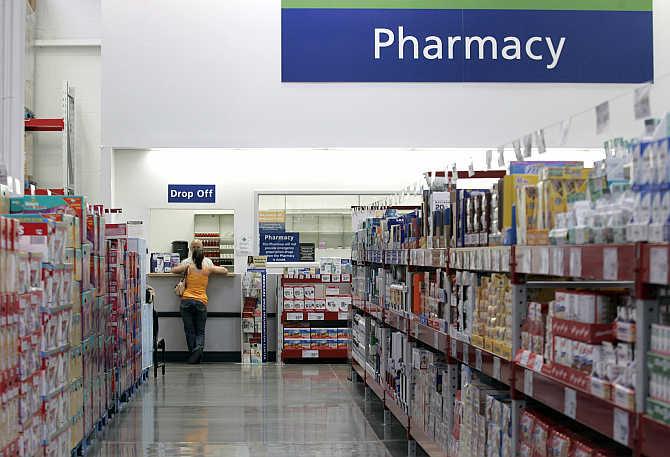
[{"x1": 192, "y1": 247, "x2": 205, "y2": 270}]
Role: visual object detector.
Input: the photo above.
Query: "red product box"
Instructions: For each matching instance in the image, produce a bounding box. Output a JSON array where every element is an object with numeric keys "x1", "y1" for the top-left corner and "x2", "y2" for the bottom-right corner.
[
  {"x1": 541, "y1": 363, "x2": 591, "y2": 392},
  {"x1": 551, "y1": 318, "x2": 615, "y2": 344}
]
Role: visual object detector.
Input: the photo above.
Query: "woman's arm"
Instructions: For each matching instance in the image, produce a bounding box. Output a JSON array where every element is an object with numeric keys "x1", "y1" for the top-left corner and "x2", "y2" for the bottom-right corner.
[
  {"x1": 171, "y1": 263, "x2": 188, "y2": 274},
  {"x1": 209, "y1": 265, "x2": 229, "y2": 275}
]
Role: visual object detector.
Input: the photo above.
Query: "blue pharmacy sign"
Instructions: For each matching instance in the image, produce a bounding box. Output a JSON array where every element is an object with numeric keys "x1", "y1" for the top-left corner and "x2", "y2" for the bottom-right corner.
[
  {"x1": 167, "y1": 184, "x2": 216, "y2": 203},
  {"x1": 259, "y1": 231, "x2": 300, "y2": 262},
  {"x1": 281, "y1": 0, "x2": 654, "y2": 83}
]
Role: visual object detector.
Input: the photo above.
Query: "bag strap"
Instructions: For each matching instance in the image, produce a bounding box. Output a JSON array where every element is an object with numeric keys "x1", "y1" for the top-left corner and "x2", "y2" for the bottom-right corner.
[{"x1": 183, "y1": 264, "x2": 189, "y2": 289}]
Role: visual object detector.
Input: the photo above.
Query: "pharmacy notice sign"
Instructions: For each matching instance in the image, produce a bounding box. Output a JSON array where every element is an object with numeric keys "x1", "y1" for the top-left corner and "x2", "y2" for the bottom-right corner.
[
  {"x1": 259, "y1": 231, "x2": 300, "y2": 262},
  {"x1": 281, "y1": 0, "x2": 653, "y2": 83},
  {"x1": 168, "y1": 184, "x2": 216, "y2": 203}
]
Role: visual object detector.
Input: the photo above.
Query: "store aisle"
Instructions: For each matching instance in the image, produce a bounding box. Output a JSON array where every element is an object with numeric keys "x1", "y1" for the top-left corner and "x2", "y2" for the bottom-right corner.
[{"x1": 90, "y1": 364, "x2": 415, "y2": 457}]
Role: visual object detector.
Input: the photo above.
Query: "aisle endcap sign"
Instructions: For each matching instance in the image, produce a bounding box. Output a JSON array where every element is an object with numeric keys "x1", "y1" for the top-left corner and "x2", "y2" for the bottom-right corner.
[
  {"x1": 281, "y1": 0, "x2": 653, "y2": 83},
  {"x1": 168, "y1": 184, "x2": 216, "y2": 203}
]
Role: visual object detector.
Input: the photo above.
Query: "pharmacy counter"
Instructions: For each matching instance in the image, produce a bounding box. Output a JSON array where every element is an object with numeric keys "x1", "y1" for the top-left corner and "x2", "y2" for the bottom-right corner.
[{"x1": 148, "y1": 273, "x2": 278, "y2": 361}]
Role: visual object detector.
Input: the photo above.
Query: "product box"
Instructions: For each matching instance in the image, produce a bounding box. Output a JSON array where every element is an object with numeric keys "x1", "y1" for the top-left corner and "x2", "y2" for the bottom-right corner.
[
  {"x1": 311, "y1": 328, "x2": 329, "y2": 340},
  {"x1": 283, "y1": 339, "x2": 302, "y2": 350},
  {"x1": 11, "y1": 195, "x2": 87, "y2": 236},
  {"x1": 283, "y1": 329, "x2": 301, "y2": 339},
  {"x1": 501, "y1": 175, "x2": 539, "y2": 244},
  {"x1": 149, "y1": 252, "x2": 181, "y2": 273},
  {"x1": 283, "y1": 299, "x2": 294, "y2": 311}
]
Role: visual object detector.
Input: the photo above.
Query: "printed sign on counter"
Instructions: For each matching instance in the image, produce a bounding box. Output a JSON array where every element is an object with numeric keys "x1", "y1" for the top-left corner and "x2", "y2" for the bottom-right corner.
[
  {"x1": 259, "y1": 231, "x2": 300, "y2": 262},
  {"x1": 167, "y1": 184, "x2": 216, "y2": 203}
]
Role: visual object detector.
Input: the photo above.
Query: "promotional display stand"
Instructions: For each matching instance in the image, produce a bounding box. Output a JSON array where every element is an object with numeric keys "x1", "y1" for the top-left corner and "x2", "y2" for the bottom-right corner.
[
  {"x1": 241, "y1": 258, "x2": 268, "y2": 364},
  {"x1": 279, "y1": 277, "x2": 351, "y2": 362}
]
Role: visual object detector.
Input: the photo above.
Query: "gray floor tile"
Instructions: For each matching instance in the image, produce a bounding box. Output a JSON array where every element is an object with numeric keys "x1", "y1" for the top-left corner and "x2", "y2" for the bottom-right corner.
[{"x1": 90, "y1": 364, "x2": 418, "y2": 457}]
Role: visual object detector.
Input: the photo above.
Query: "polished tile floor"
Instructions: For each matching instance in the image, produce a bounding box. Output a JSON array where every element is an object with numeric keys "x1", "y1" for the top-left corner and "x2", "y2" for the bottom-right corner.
[{"x1": 91, "y1": 364, "x2": 423, "y2": 457}]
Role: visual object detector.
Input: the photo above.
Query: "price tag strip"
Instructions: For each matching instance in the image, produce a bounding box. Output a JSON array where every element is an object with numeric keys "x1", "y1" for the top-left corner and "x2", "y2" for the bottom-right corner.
[
  {"x1": 308, "y1": 312, "x2": 324, "y2": 321},
  {"x1": 493, "y1": 357, "x2": 502, "y2": 381},
  {"x1": 475, "y1": 349, "x2": 483, "y2": 372},
  {"x1": 302, "y1": 350, "x2": 319, "y2": 358},
  {"x1": 564, "y1": 388, "x2": 577, "y2": 419},
  {"x1": 524, "y1": 370, "x2": 534, "y2": 396},
  {"x1": 613, "y1": 408, "x2": 630, "y2": 446}
]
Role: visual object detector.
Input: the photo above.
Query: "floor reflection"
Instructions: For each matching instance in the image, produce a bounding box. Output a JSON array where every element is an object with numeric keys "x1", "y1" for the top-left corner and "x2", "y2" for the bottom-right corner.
[{"x1": 90, "y1": 364, "x2": 416, "y2": 457}]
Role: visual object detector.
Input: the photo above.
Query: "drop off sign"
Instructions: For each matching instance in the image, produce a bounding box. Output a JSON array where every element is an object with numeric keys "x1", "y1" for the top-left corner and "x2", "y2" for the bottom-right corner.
[{"x1": 168, "y1": 184, "x2": 216, "y2": 203}]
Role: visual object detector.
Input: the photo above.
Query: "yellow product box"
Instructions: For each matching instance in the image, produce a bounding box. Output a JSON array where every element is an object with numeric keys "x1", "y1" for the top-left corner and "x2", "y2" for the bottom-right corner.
[
  {"x1": 527, "y1": 229, "x2": 550, "y2": 246},
  {"x1": 516, "y1": 185, "x2": 539, "y2": 245},
  {"x1": 69, "y1": 313, "x2": 82, "y2": 347},
  {"x1": 69, "y1": 346, "x2": 83, "y2": 382},
  {"x1": 539, "y1": 178, "x2": 567, "y2": 230},
  {"x1": 70, "y1": 379, "x2": 84, "y2": 417},
  {"x1": 71, "y1": 414, "x2": 83, "y2": 451},
  {"x1": 471, "y1": 335, "x2": 484, "y2": 348},
  {"x1": 502, "y1": 174, "x2": 539, "y2": 234},
  {"x1": 71, "y1": 282, "x2": 81, "y2": 313}
]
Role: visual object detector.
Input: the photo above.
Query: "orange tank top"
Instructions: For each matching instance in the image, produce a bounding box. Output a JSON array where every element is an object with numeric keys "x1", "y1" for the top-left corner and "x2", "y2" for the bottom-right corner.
[{"x1": 182, "y1": 267, "x2": 209, "y2": 305}]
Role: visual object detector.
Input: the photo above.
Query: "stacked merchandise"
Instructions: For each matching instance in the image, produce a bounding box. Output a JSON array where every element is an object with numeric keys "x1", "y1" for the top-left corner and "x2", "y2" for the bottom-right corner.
[
  {"x1": 519, "y1": 408, "x2": 628, "y2": 457},
  {"x1": 106, "y1": 234, "x2": 143, "y2": 407},
  {"x1": 410, "y1": 349, "x2": 450, "y2": 450},
  {"x1": 1, "y1": 214, "x2": 21, "y2": 457},
  {"x1": 281, "y1": 279, "x2": 351, "y2": 360},
  {"x1": 647, "y1": 322, "x2": 670, "y2": 424},
  {"x1": 447, "y1": 271, "x2": 477, "y2": 343},
  {"x1": 351, "y1": 313, "x2": 366, "y2": 367},
  {"x1": 241, "y1": 268, "x2": 266, "y2": 364},
  {"x1": 1, "y1": 193, "x2": 147, "y2": 457},
  {"x1": 450, "y1": 367, "x2": 512, "y2": 457},
  {"x1": 470, "y1": 274, "x2": 512, "y2": 360},
  {"x1": 384, "y1": 330, "x2": 414, "y2": 414},
  {"x1": 9, "y1": 197, "x2": 81, "y2": 457},
  {"x1": 515, "y1": 290, "x2": 637, "y2": 410}
]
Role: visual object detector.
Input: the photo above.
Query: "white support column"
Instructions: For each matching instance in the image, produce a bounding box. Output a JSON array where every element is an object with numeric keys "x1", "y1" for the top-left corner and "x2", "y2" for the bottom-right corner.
[{"x1": 1, "y1": 0, "x2": 26, "y2": 193}]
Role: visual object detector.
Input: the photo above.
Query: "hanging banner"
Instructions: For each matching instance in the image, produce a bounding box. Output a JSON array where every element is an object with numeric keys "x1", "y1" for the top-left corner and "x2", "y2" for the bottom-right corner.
[{"x1": 281, "y1": 1, "x2": 653, "y2": 83}]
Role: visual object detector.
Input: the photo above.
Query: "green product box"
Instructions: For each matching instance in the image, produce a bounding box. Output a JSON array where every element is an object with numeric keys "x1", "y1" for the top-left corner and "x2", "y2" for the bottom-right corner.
[{"x1": 648, "y1": 352, "x2": 670, "y2": 377}]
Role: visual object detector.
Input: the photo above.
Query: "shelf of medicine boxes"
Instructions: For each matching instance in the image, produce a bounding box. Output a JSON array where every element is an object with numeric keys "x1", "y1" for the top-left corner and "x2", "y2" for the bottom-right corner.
[
  {"x1": 450, "y1": 244, "x2": 639, "y2": 448},
  {"x1": 353, "y1": 247, "x2": 646, "y2": 449}
]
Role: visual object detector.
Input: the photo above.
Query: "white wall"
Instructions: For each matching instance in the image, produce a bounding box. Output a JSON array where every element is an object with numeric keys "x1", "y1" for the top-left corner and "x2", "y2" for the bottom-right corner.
[
  {"x1": 33, "y1": 0, "x2": 102, "y2": 200},
  {"x1": 102, "y1": 0, "x2": 670, "y2": 150}
]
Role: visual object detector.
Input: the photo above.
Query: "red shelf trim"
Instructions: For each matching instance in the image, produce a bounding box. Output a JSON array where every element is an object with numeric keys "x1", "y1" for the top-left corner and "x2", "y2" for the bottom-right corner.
[
  {"x1": 25, "y1": 118, "x2": 64, "y2": 131},
  {"x1": 281, "y1": 348, "x2": 347, "y2": 360}
]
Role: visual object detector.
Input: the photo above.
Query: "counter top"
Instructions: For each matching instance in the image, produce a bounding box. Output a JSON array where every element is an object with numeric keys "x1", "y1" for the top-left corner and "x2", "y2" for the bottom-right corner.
[{"x1": 147, "y1": 272, "x2": 239, "y2": 278}]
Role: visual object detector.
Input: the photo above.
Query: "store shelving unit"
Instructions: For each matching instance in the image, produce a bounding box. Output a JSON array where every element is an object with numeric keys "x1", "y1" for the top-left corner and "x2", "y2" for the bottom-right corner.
[
  {"x1": 194, "y1": 212, "x2": 235, "y2": 270},
  {"x1": 279, "y1": 277, "x2": 351, "y2": 362},
  {"x1": 23, "y1": 81, "x2": 75, "y2": 194},
  {"x1": 351, "y1": 242, "x2": 666, "y2": 456}
]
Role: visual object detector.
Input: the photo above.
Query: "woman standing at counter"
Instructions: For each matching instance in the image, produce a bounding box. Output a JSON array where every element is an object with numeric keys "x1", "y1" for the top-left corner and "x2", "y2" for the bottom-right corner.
[{"x1": 171, "y1": 240, "x2": 229, "y2": 364}]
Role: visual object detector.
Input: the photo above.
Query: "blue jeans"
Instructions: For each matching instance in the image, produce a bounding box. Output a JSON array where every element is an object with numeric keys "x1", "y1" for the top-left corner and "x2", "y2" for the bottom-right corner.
[{"x1": 180, "y1": 299, "x2": 207, "y2": 352}]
